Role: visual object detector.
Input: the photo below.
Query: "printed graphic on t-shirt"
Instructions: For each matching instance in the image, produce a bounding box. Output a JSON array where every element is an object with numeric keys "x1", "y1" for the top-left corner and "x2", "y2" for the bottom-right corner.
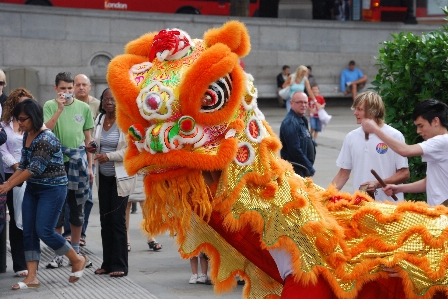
[
  {"x1": 74, "y1": 114, "x2": 85, "y2": 124},
  {"x1": 376, "y1": 143, "x2": 388, "y2": 154}
]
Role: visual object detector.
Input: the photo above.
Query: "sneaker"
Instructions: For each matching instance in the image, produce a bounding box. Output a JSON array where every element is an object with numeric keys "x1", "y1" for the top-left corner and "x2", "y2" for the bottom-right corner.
[
  {"x1": 46, "y1": 255, "x2": 63, "y2": 269},
  {"x1": 85, "y1": 256, "x2": 93, "y2": 268},
  {"x1": 346, "y1": 81, "x2": 352, "y2": 87},
  {"x1": 189, "y1": 274, "x2": 198, "y2": 284},
  {"x1": 197, "y1": 274, "x2": 208, "y2": 284}
]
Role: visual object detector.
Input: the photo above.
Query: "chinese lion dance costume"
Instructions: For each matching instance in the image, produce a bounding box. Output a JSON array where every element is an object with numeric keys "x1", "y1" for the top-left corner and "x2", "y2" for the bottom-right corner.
[{"x1": 107, "y1": 21, "x2": 448, "y2": 299}]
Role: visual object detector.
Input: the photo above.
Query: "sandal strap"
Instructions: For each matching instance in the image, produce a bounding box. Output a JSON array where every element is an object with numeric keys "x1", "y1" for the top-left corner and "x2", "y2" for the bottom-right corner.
[{"x1": 70, "y1": 270, "x2": 84, "y2": 278}]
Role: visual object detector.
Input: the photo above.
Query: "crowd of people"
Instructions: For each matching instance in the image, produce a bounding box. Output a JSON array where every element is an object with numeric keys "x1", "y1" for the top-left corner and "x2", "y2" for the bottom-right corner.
[
  {"x1": 0, "y1": 98, "x2": 87, "y2": 289},
  {"x1": 278, "y1": 61, "x2": 448, "y2": 208},
  {"x1": 278, "y1": 64, "x2": 329, "y2": 177},
  {"x1": 0, "y1": 70, "x2": 173, "y2": 290}
]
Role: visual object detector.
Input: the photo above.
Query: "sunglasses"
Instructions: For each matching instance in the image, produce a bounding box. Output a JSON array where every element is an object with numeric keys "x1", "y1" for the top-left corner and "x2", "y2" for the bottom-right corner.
[
  {"x1": 0, "y1": 81, "x2": 5, "y2": 86},
  {"x1": 15, "y1": 116, "x2": 30, "y2": 122}
]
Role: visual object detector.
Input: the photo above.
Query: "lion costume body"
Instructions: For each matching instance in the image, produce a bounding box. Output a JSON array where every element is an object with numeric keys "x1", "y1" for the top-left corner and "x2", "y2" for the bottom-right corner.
[{"x1": 107, "y1": 21, "x2": 448, "y2": 299}]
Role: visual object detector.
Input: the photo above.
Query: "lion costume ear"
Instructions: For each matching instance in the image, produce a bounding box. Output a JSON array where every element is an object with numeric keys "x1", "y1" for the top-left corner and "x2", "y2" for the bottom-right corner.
[
  {"x1": 203, "y1": 20, "x2": 250, "y2": 58},
  {"x1": 124, "y1": 32, "x2": 157, "y2": 57}
]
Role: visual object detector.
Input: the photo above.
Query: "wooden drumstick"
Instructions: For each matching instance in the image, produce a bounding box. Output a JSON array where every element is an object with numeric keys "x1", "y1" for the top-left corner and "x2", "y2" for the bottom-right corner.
[
  {"x1": 371, "y1": 169, "x2": 398, "y2": 201},
  {"x1": 363, "y1": 101, "x2": 370, "y2": 140}
]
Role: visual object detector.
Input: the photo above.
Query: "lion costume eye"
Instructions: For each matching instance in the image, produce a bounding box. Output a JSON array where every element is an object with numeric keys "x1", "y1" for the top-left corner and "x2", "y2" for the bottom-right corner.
[{"x1": 200, "y1": 74, "x2": 232, "y2": 113}]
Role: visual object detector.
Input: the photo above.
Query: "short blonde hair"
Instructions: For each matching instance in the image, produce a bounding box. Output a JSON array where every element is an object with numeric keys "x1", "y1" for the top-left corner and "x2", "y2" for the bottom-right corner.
[
  {"x1": 294, "y1": 65, "x2": 308, "y2": 81},
  {"x1": 352, "y1": 91, "x2": 385, "y2": 124}
]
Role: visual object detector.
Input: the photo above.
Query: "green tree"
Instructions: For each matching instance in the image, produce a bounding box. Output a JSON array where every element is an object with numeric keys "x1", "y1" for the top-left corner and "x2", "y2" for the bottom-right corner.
[{"x1": 372, "y1": 7, "x2": 448, "y2": 201}]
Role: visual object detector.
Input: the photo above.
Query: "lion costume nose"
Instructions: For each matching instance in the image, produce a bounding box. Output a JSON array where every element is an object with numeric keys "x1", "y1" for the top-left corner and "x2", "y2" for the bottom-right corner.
[{"x1": 145, "y1": 115, "x2": 206, "y2": 153}]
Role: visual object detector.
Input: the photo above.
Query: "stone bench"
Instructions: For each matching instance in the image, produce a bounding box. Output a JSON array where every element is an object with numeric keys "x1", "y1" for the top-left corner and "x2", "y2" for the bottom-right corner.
[
  {"x1": 318, "y1": 84, "x2": 346, "y2": 98},
  {"x1": 318, "y1": 83, "x2": 372, "y2": 99},
  {"x1": 255, "y1": 83, "x2": 371, "y2": 99}
]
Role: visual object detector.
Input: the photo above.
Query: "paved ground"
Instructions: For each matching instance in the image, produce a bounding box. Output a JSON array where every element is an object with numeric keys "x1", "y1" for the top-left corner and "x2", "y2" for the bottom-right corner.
[{"x1": 0, "y1": 102, "x2": 358, "y2": 298}]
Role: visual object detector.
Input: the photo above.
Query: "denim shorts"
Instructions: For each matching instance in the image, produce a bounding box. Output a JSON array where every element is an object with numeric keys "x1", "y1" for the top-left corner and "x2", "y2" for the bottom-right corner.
[
  {"x1": 310, "y1": 117, "x2": 322, "y2": 132},
  {"x1": 56, "y1": 190, "x2": 85, "y2": 228}
]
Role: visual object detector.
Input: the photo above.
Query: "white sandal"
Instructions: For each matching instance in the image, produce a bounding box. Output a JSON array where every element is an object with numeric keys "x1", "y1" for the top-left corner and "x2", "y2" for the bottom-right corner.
[
  {"x1": 69, "y1": 254, "x2": 88, "y2": 283},
  {"x1": 12, "y1": 281, "x2": 40, "y2": 290}
]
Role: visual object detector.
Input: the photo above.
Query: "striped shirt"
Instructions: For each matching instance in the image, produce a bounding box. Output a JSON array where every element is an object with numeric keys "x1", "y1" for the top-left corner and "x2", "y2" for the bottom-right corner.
[{"x1": 99, "y1": 123, "x2": 119, "y2": 176}]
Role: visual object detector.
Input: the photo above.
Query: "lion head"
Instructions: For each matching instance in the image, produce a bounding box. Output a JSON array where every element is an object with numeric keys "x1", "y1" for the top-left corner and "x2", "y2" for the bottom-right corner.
[{"x1": 107, "y1": 21, "x2": 275, "y2": 241}]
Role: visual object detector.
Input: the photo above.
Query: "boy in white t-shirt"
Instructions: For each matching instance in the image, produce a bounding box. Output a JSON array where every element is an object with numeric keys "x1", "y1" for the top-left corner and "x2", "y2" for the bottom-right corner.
[
  {"x1": 362, "y1": 99, "x2": 448, "y2": 206},
  {"x1": 331, "y1": 91, "x2": 410, "y2": 201}
]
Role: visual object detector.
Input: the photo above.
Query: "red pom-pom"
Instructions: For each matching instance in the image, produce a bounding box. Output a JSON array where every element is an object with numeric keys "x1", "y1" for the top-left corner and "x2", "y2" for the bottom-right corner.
[{"x1": 330, "y1": 196, "x2": 343, "y2": 203}]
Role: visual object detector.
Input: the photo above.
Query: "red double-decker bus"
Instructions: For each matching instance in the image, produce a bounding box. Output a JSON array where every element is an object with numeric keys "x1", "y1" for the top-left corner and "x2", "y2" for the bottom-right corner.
[{"x1": 0, "y1": 0, "x2": 260, "y2": 17}]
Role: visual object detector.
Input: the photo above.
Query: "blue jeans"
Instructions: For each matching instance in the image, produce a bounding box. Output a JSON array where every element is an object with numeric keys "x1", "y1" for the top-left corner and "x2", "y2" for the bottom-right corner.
[{"x1": 22, "y1": 183, "x2": 71, "y2": 262}]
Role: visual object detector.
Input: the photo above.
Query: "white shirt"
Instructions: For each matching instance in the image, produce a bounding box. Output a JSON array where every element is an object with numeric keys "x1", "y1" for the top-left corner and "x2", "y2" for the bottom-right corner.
[
  {"x1": 0, "y1": 120, "x2": 24, "y2": 174},
  {"x1": 419, "y1": 134, "x2": 448, "y2": 206},
  {"x1": 336, "y1": 125, "x2": 408, "y2": 201},
  {"x1": 269, "y1": 248, "x2": 293, "y2": 281}
]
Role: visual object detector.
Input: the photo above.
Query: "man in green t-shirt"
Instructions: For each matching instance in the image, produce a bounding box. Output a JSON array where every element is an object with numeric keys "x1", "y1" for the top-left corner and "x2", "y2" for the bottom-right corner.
[
  {"x1": 43, "y1": 72, "x2": 94, "y2": 269},
  {"x1": 59, "y1": 74, "x2": 100, "y2": 247}
]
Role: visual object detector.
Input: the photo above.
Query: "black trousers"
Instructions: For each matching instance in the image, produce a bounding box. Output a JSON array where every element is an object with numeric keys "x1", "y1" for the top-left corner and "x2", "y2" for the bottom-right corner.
[
  {"x1": 98, "y1": 173, "x2": 128, "y2": 273},
  {"x1": 5, "y1": 173, "x2": 27, "y2": 272}
]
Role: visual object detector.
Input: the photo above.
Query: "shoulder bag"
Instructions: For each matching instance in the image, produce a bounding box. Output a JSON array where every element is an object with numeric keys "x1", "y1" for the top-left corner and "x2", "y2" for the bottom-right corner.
[{"x1": 278, "y1": 74, "x2": 296, "y2": 100}]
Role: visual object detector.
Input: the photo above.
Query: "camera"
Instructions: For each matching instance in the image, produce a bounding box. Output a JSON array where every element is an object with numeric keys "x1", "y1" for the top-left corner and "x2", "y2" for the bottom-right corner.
[
  {"x1": 89, "y1": 140, "x2": 98, "y2": 149},
  {"x1": 64, "y1": 93, "x2": 73, "y2": 101}
]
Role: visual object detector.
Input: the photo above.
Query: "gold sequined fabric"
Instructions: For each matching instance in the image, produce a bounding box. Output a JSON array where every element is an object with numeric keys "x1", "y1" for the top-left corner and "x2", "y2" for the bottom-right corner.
[
  {"x1": 209, "y1": 111, "x2": 448, "y2": 298},
  {"x1": 180, "y1": 213, "x2": 283, "y2": 299}
]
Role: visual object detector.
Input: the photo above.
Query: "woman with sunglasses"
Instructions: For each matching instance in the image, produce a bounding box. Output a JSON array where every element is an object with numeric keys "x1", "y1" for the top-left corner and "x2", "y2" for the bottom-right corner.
[{"x1": 0, "y1": 99, "x2": 87, "y2": 290}]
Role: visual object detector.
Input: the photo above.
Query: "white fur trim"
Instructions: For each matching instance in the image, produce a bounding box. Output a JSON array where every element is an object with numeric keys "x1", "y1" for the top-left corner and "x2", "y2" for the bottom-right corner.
[
  {"x1": 234, "y1": 142, "x2": 255, "y2": 166},
  {"x1": 245, "y1": 116, "x2": 264, "y2": 143}
]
